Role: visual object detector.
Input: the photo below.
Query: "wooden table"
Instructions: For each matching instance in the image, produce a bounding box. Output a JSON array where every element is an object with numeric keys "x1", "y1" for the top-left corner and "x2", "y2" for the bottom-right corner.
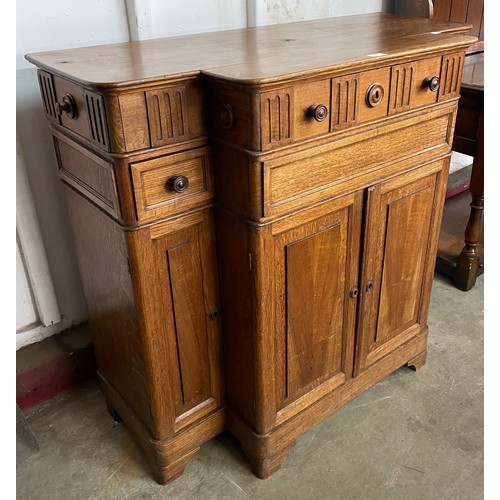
[{"x1": 436, "y1": 52, "x2": 484, "y2": 290}]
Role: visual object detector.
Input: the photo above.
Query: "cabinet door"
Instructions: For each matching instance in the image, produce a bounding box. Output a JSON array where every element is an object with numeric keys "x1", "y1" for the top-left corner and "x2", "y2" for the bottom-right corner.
[
  {"x1": 273, "y1": 193, "x2": 363, "y2": 422},
  {"x1": 355, "y1": 161, "x2": 447, "y2": 373},
  {"x1": 128, "y1": 208, "x2": 223, "y2": 438}
]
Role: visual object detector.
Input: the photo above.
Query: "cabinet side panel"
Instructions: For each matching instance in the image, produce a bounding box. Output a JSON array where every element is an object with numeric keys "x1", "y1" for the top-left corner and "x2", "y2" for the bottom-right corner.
[{"x1": 62, "y1": 186, "x2": 153, "y2": 432}]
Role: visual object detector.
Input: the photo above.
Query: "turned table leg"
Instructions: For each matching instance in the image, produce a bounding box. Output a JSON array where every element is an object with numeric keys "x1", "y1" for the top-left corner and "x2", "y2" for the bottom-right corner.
[{"x1": 455, "y1": 112, "x2": 484, "y2": 291}]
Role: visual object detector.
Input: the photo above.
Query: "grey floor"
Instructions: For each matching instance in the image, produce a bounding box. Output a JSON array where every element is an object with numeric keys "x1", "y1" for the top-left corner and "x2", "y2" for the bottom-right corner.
[{"x1": 16, "y1": 274, "x2": 484, "y2": 500}]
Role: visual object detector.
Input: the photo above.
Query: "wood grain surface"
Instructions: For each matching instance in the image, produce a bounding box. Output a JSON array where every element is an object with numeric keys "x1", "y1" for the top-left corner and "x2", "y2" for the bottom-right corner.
[{"x1": 26, "y1": 13, "x2": 474, "y2": 89}]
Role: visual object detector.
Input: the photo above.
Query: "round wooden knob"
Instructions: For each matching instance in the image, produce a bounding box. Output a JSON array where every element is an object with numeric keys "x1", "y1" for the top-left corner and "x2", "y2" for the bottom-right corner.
[
  {"x1": 168, "y1": 175, "x2": 189, "y2": 193},
  {"x1": 308, "y1": 104, "x2": 328, "y2": 122},
  {"x1": 219, "y1": 103, "x2": 234, "y2": 130},
  {"x1": 55, "y1": 94, "x2": 77, "y2": 119},
  {"x1": 424, "y1": 76, "x2": 440, "y2": 92},
  {"x1": 366, "y1": 83, "x2": 384, "y2": 107}
]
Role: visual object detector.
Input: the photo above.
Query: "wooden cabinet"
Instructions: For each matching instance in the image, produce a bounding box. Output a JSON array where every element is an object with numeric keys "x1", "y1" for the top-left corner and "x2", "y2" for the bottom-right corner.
[
  {"x1": 25, "y1": 13, "x2": 475, "y2": 484},
  {"x1": 216, "y1": 156, "x2": 449, "y2": 477},
  {"x1": 62, "y1": 160, "x2": 225, "y2": 484}
]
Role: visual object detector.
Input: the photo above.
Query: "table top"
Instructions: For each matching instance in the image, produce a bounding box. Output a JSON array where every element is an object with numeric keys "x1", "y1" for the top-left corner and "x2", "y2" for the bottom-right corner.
[{"x1": 25, "y1": 13, "x2": 476, "y2": 89}]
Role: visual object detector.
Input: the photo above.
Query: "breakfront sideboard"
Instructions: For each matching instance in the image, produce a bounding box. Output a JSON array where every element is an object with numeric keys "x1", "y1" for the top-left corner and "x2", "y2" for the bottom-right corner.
[{"x1": 26, "y1": 13, "x2": 475, "y2": 484}]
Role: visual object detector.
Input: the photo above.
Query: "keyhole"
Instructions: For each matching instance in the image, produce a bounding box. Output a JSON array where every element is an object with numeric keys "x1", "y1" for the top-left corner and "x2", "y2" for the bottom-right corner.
[{"x1": 366, "y1": 83, "x2": 384, "y2": 107}]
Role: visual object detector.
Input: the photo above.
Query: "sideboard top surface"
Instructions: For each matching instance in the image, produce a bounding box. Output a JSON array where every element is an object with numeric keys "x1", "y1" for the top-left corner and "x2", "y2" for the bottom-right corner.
[{"x1": 25, "y1": 13, "x2": 475, "y2": 89}]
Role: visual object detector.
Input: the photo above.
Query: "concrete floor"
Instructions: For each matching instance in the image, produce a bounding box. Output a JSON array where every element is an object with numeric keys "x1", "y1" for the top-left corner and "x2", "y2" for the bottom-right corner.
[{"x1": 16, "y1": 274, "x2": 484, "y2": 500}]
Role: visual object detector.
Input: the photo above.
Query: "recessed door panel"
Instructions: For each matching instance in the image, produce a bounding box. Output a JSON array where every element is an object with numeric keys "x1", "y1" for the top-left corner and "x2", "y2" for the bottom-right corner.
[
  {"x1": 274, "y1": 193, "x2": 362, "y2": 415},
  {"x1": 356, "y1": 162, "x2": 445, "y2": 372},
  {"x1": 286, "y1": 222, "x2": 345, "y2": 395}
]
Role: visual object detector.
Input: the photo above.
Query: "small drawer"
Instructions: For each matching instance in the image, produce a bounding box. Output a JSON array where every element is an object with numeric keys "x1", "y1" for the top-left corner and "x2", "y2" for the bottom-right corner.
[
  {"x1": 388, "y1": 56, "x2": 442, "y2": 115},
  {"x1": 260, "y1": 79, "x2": 332, "y2": 149},
  {"x1": 293, "y1": 79, "x2": 331, "y2": 142},
  {"x1": 356, "y1": 67, "x2": 392, "y2": 125},
  {"x1": 131, "y1": 147, "x2": 213, "y2": 222},
  {"x1": 38, "y1": 70, "x2": 110, "y2": 151}
]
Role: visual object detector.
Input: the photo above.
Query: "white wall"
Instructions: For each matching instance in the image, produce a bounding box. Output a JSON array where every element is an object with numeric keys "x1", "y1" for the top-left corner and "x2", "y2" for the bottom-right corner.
[
  {"x1": 16, "y1": 0, "x2": 131, "y2": 349},
  {"x1": 247, "y1": 0, "x2": 393, "y2": 26},
  {"x1": 16, "y1": 0, "x2": 391, "y2": 349}
]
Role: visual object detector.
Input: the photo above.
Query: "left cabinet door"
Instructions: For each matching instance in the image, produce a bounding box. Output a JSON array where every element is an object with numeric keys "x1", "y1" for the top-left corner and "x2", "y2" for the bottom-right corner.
[
  {"x1": 128, "y1": 207, "x2": 223, "y2": 439},
  {"x1": 271, "y1": 191, "x2": 363, "y2": 424}
]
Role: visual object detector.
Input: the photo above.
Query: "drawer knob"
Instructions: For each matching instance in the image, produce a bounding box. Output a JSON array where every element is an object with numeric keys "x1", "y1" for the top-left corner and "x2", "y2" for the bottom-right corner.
[
  {"x1": 349, "y1": 287, "x2": 359, "y2": 298},
  {"x1": 219, "y1": 103, "x2": 234, "y2": 130},
  {"x1": 366, "y1": 83, "x2": 384, "y2": 107},
  {"x1": 307, "y1": 104, "x2": 328, "y2": 122},
  {"x1": 366, "y1": 280, "x2": 374, "y2": 292},
  {"x1": 168, "y1": 175, "x2": 189, "y2": 193},
  {"x1": 423, "y1": 76, "x2": 440, "y2": 92},
  {"x1": 208, "y1": 309, "x2": 219, "y2": 321},
  {"x1": 55, "y1": 94, "x2": 77, "y2": 119}
]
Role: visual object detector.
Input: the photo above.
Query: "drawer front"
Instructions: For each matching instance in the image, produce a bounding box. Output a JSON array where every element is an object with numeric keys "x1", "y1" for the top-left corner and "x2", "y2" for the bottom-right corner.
[
  {"x1": 54, "y1": 133, "x2": 120, "y2": 219},
  {"x1": 295, "y1": 68, "x2": 392, "y2": 136},
  {"x1": 131, "y1": 146, "x2": 213, "y2": 222},
  {"x1": 388, "y1": 56, "x2": 443, "y2": 114},
  {"x1": 38, "y1": 71, "x2": 110, "y2": 151},
  {"x1": 356, "y1": 67, "x2": 392, "y2": 125},
  {"x1": 117, "y1": 79, "x2": 206, "y2": 153},
  {"x1": 256, "y1": 56, "x2": 454, "y2": 151},
  {"x1": 262, "y1": 106, "x2": 454, "y2": 218},
  {"x1": 293, "y1": 79, "x2": 331, "y2": 142}
]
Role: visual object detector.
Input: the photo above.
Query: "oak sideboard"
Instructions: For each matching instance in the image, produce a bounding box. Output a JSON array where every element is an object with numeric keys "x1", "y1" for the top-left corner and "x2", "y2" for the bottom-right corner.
[{"x1": 26, "y1": 13, "x2": 475, "y2": 484}]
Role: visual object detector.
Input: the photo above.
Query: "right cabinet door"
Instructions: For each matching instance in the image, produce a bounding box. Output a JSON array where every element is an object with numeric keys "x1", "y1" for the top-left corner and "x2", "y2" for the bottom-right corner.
[{"x1": 356, "y1": 160, "x2": 447, "y2": 373}]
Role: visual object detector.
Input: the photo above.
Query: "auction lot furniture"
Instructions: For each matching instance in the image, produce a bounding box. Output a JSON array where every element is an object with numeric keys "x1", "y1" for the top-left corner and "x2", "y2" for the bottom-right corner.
[{"x1": 26, "y1": 13, "x2": 475, "y2": 483}]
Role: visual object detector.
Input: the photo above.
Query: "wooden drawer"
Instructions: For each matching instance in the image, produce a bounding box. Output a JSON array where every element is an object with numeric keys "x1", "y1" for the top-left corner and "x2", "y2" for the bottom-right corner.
[
  {"x1": 261, "y1": 79, "x2": 332, "y2": 147},
  {"x1": 117, "y1": 80, "x2": 206, "y2": 152},
  {"x1": 389, "y1": 56, "x2": 444, "y2": 114},
  {"x1": 131, "y1": 146, "x2": 213, "y2": 222},
  {"x1": 38, "y1": 70, "x2": 110, "y2": 151},
  {"x1": 261, "y1": 106, "x2": 454, "y2": 218},
  {"x1": 218, "y1": 54, "x2": 461, "y2": 153}
]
